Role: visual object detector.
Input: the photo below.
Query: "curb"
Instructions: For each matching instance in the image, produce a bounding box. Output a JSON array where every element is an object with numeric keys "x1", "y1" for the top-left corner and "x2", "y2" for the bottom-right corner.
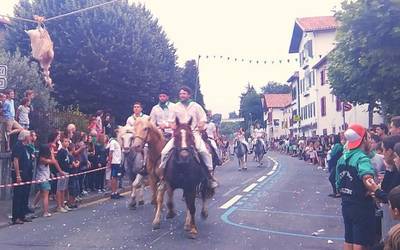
[{"x1": 0, "y1": 186, "x2": 131, "y2": 229}]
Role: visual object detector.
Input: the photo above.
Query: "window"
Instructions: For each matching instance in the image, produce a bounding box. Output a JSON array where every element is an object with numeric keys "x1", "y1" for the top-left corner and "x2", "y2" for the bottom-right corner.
[
  {"x1": 323, "y1": 129, "x2": 328, "y2": 135},
  {"x1": 336, "y1": 97, "x2": 342, "y2": 112},
  {"x1": 273, "y1": 119, "x2": 280, "y2": 127},
  {"x1": 321, "y1": 70, "x2": 325, "y2": 85},
  {"x1": 304, "y1": 40, "x2": 313, "y2": 58},
  {"x1": 292, "y1": 86, "x2": 297, "y2": 101},
  {"x1": 321, "y1": 97, "x2": 327, "y2": 117},
  {"x1": 312, "y1": 102, "x2": 316, "y2": 117}
]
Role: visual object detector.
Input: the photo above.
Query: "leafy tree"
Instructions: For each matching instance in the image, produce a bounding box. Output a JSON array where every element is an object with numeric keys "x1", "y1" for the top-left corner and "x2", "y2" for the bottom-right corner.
[
  {"x1": 261, "y1": 81, "x2": 291, "y2": 94},
  {"x1": 5, "y1": 0, "x2": 180, "y2": 122},
  {"x1": 328, "y1": 0, "x2": 400, "y2": 123},
  {"x1": 239, "y1": 84, "x2": 263, "y2": 129},
  {"x1": 219, "y1": 121, "x2": 241, "y2": 139},
  {"x1": 228, "y1": 111, "x2": 239, "y2": 119},
  {"x1": 179, "y1": 59, "x2": 205, "y2": 107},
  {"x1": 211, "y1": 113, "x2": 222, "y2": 125}
]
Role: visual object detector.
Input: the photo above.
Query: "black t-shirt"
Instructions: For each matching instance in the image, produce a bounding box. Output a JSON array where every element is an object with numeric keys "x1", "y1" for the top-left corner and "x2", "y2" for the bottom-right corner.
[
  {"x1": 11, "y1": 142, "x2": 34, "y2": 180},
  {"x1": 95, "y1": 144, "x2": 108, "y2": 166},
  {"x1": 56, "y1": 148, "x2": 73, "y2": 173}
]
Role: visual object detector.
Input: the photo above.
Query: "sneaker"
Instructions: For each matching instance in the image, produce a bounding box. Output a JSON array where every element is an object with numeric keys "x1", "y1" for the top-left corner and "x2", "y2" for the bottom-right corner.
[
  {"x1": 98, "y1": 189, "x2": 102, "y2": 194},
  {"x1": 101, "y1": 189, "x2": 106, "y2": 193},
  {"x1": 57, "y1": 207, "x2": 68, "y2": 213},
  {"x1": 43, "y1": 213, "x2": 52, "y2": 217},
  {"x1": 82, "y1": 190, "x2": 88, "y2": 195},
  {"x1": 64, "y1": 206, "x2": 72, "y2": 211},
  {"x1": 68, "y1": 204, "x2": 78, "y2": 209}
]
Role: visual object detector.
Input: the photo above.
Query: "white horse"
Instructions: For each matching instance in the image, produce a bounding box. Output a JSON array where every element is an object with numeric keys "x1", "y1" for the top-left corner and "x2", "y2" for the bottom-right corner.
[{"x1": 117, "y1": 126, "x2": 146, "y2": 209}]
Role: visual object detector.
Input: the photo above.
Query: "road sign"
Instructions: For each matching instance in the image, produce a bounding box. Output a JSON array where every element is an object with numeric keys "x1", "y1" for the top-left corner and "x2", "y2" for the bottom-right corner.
[
  {"x1": 0, "y1": 78, "x2": 6, "y2": 90},
  {"x1": 0, "y1": 65, "x2": 7, "y2": 77},
  {"x1": 343, "y1": 102, "x2": 352, "y2": 112}
]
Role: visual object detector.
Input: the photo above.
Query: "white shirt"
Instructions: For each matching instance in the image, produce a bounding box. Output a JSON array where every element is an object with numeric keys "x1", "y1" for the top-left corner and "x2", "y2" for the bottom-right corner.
[
  {"x1": 253, "y1": 128, "x2": 265, "y2": 139},
  {"x1": 109, "y1": 138, "x2": 122, "y2": 164},
  {"x1": 150, "y1": 102, "x2": 175, "y2": 133},
  {"x1": 168, "y1": 101, "x2": 207, "y2": 132},
  {"x1": 205, "y1": 122, "x2": 217, "y2": 139},
  {"x1": 17, "y1": 105, "x2": 30, "y2": 125},
  {"x1": 126, "y1": 113, "x2": 150, "y2": 127}
]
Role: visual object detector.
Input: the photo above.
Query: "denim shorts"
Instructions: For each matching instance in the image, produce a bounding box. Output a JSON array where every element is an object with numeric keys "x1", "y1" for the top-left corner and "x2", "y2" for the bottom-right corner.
[
  {"x1": 38, "y1": 181, "x2": 51, "y2": 191},
  {"x1": 111, "y1": 164, "x2": 121, "y2": 178}
]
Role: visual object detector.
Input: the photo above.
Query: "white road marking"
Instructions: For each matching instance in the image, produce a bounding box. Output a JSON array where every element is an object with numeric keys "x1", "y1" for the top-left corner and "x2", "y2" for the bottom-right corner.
[
  {"x1": 267, "y1": 171, "x2": 275, "y2": 176},
  {"x1": 272, "y1": 165, "x2": 278, "y2": 171},
  {"x1": 243, "y1": 183, "x2": 258, "y2": 193},
  {"x1": 220, "y1": 195, "x2": 243, "y2": 209},
  {"x1": 257, "y1": 176, "x2": 268, "y2": 182}
]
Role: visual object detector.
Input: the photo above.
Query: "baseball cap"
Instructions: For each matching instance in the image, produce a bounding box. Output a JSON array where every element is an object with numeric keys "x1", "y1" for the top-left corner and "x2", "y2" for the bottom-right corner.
[{"x1": 344, "y1": 123, "x2": 367, "y2": 150}]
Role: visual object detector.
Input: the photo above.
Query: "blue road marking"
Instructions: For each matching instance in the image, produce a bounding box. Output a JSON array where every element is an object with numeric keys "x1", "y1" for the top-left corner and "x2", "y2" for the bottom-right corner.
[{"x1": 220, "y1": 156, "x2": 345, "y2": 241}]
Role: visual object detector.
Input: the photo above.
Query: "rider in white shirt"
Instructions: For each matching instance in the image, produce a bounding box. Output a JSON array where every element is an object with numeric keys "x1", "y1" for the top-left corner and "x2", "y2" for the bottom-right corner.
[
  {"x1": 204, "y1": 110, "x2": 222, "y2": 165},
  {"x1": 252, "y1": 123, "x2": 267, "y2": 153},
  {"x1": 159, "y1": 86, "x2": 218, "y2": 189},
  {"x1": 149, "y1": 91, "x2": 175, "y2": 140},
  {"x1": 126, "y1": 102, "x2": 150, "y2": 127}
]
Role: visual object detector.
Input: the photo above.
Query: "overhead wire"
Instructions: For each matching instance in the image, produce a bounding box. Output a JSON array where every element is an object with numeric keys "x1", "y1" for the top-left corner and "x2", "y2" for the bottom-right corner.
[{"x1": 0, "y1": 0, "x2": 122, "y2": 24}]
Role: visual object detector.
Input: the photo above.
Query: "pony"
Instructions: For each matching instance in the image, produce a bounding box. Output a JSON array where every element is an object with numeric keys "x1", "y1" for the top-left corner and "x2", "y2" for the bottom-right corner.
[
  {"x1": 160, "y1": 118, "x2": 214, "y2": 239},
  {"x1": 234, "y1": 139, "x2": 247, "y2": 171},
  {"x1": 117, "y1": 125, "x2": 145, "y2": 209},
  {"x1": 253, "y1": 138, "x2": 265, "y2": 167}
]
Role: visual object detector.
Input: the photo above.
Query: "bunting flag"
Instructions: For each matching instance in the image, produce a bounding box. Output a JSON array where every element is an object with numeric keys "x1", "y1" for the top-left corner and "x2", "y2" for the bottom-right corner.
[{"x1": 198, "y1": 54, "x2": 324, "y2": 65}]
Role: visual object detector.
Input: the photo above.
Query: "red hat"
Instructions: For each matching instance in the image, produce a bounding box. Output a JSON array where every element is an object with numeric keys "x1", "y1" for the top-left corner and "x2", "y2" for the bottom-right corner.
[{"x1": 344, "y1": 123, "x2": 367, "y2": 150}]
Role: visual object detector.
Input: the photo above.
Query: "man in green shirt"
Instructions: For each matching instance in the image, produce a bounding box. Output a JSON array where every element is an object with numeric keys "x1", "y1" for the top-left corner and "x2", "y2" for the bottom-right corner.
[{"x1": 336, "y1": 123, "x2": 379, "y2": 249}]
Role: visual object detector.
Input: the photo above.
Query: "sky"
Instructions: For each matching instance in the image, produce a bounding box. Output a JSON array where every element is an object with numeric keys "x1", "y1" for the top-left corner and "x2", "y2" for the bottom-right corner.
[{"x1": 0, "y1": 0, "x2": 342, "y2": 117}]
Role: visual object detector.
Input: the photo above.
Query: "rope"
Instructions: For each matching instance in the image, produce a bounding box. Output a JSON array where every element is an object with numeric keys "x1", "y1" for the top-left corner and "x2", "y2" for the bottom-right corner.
[
  {"x1": 44, "y1": 0, "x2": 122, "y2": 22},
  {"x1": 0, "y1": 0, "x2": 122, "y2": 24}
]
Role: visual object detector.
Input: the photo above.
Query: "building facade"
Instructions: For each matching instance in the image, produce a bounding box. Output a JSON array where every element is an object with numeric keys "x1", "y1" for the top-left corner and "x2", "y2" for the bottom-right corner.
[
  {"x1": 287, "y1": 16, "x2": 383, "y2": 136},
  {"x1": 262, "y1": 94, "x2": 292, "y2": 139}
]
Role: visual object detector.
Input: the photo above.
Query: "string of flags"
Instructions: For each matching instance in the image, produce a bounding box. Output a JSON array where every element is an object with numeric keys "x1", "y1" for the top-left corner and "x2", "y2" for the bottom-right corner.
[{"x1": 198, "y1": 54, "x2": 324, "y2": 65}]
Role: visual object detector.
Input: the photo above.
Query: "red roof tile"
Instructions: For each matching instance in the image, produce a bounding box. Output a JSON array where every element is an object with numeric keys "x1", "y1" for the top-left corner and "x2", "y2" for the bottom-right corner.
[
  {"x1": 263, "y1": 94, "x2": 292, "y2": 109},
  {"x1": 296, "y1": 16, "x2": 337, "y2": 32}
]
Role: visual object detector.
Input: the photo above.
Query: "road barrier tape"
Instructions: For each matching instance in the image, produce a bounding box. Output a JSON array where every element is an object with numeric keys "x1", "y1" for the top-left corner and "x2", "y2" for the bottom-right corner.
[{"x1": 0, "y1": 166, "x2": 108, "y2": 188}]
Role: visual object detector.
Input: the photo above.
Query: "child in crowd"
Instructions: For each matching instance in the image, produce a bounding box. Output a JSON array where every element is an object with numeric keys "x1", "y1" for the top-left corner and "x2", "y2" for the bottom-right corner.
[{"x1": 36, "y1": 144, "x2": 56, "y2": 217}]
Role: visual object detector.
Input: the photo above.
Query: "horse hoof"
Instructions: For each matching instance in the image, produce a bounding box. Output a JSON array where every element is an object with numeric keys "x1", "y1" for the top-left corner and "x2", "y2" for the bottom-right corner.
[
  {"x1": 186, "y1": 228, "x2": 198, "y2": 239},
  {"x1": 201, "y1": 210, "x2": 208, "y2": 220},
  {"x1": 152, "y1": 222, "x2": 161, "y2": 230},
  {"x1": 166, "y1": 211, "x2": 176, "y2": 219},
  {"x1": 138, "y1": 200, "x2": 145, "y2": 206},
  {"x1": 128, "y1": 201, "x2": 137, "y2": 210}
]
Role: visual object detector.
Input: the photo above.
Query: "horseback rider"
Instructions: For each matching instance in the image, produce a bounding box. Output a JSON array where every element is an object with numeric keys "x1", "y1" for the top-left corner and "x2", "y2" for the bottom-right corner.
[
  {"x1": 149, "y1": 90, "x2": 175, "y2": 141},
  {"x1": 126, "y1": 101, "x2": 149, "y2": 127},
  {"x1": 159, "y1": 86, "x2": 218, "y2": 189},
  {"x1": 204, "y1": 110, "x2": 222, "y2": 166},
  {"x1": 234, "y1": 128, "x2": 249, "y2": 161},
  {"x1": 252, "y1": 123, "x2": 267, "y2": 153}
]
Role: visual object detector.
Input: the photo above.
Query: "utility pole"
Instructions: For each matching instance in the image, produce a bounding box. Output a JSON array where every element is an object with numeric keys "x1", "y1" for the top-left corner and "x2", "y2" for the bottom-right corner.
[{"x1": 194, "y1": 55, "x2": 201, "y2": 102}]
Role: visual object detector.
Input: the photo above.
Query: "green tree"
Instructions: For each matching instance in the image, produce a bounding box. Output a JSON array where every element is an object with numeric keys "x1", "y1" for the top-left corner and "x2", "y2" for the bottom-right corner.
[
  {"x1": 261, "y1": 81, "x2": 291, "y2": 94},
  {"x1": 219, "y1": 121, "x2": 241, "y2": 139},
  {"x1": 328, "y1": 0, "x2": 400, "y2": 123},
  {"x1": 6, "y1": 0, "x2": 180, "y2": 122},
  {"x1": 179, "y1": 59, "x2": 205, "y2": 107},
  {"x1": 239, "y1": 84, "x2": 263, "y2": 129},
  {"x1": 228, "y1": 111, "x2": 239, "y2": 119}
]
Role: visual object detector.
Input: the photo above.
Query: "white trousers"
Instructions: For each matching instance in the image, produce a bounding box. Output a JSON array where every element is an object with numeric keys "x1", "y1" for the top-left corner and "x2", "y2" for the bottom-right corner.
[{"x1": 160, "y1": 133, "x2": 213, "y2": 171}]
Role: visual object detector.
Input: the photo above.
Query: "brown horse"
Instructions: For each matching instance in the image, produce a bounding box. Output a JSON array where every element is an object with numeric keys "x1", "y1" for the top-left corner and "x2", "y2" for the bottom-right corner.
[
  {"x1": 131, "y1": 118, "x2": 166, "y2": 214},
  {"x1": 161, "y1": 118, "x2": 214, "y2": 238}
]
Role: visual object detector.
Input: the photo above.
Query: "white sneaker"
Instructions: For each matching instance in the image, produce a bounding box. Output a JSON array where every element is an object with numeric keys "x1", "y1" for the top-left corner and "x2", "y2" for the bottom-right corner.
[
  {"x1": 64, "y1": 206, "x2": 72, "y2": 211},
  {"x1": 43, "y1": 213, "x2": 52, "y2": 217},
  {"x1": 57, "y1": 207, "x2": 68, "y2": 213}
]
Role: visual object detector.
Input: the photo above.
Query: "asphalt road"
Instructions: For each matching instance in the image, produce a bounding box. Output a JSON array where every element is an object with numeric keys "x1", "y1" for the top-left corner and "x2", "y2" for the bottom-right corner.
[{"x1": 0, "y1": 152, "x2": 344, "y2": 250}]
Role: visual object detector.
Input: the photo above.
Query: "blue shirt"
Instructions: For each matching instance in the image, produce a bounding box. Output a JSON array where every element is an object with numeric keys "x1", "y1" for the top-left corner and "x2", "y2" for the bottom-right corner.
[{"x1": 3, "y1": 99, "x2": 15, "y2": 120}]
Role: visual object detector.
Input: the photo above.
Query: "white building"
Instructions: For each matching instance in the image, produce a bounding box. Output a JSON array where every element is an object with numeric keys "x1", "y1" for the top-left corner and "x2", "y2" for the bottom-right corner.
[
  {"x1": 288, "y1": 16, "x2": 383, "y2": 136},
  {"x1": 262, "y1": 94, "x2": 292, "y2": 139}
]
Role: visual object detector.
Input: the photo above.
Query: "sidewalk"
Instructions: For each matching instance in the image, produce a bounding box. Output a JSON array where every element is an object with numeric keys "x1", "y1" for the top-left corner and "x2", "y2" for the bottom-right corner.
[{"x1": 0, "y1": 186, "x2": 130, "y2": 229}]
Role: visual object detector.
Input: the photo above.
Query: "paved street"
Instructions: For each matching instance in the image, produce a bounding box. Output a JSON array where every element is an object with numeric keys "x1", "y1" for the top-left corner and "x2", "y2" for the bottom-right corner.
[{"x1": 0, "y1": 152, "x2": 343, "y2": 250}]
